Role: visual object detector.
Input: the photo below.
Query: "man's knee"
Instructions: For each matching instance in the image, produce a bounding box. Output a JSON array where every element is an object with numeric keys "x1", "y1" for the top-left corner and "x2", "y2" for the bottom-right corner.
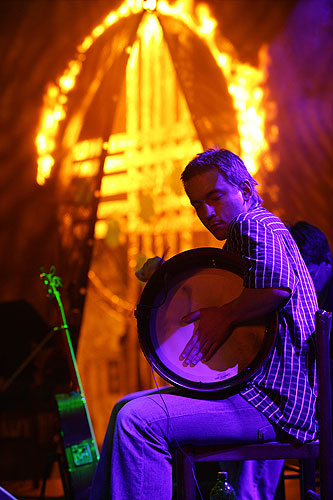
[
  {"x1": 116, "y1": 399, "x2": 147, "y2": 436},
  {"x1": 115, "y1": 397, "x2": 167, "y2": 446}
]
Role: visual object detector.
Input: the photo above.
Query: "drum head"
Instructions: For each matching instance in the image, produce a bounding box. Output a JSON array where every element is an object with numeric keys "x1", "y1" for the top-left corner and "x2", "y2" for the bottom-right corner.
[{"x1": 136, "y1": 248, "x2": 277, "y2": 392}]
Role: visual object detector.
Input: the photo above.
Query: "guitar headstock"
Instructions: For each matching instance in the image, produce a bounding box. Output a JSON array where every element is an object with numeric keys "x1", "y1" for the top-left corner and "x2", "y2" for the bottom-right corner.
[{"x1": 40, "y1": 265, "x2": 63, "y2": 299}]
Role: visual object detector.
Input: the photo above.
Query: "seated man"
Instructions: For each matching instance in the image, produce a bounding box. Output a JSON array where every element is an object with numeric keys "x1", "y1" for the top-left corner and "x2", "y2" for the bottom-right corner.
[{"x1": 89, "y1": 148, "x2": 318, "y2": 500}]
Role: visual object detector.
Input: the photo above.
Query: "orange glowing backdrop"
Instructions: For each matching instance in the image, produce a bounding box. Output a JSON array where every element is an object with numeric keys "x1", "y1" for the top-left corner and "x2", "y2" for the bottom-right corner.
[
  {"x1": 33, "y1": 0, "x2": 283, "y2": 443},
  {"x1": 0, "y1": 0, "x2": 330, "y2": 464},
  {"x1": 36, "y1": 0, "x2": 277, "y2": 186}
]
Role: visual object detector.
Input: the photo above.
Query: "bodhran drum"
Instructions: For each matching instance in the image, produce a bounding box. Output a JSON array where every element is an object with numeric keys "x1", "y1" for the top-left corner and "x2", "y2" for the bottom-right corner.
[{"x1": 136, "y1": 248, "x2": 278, "y2": 392}]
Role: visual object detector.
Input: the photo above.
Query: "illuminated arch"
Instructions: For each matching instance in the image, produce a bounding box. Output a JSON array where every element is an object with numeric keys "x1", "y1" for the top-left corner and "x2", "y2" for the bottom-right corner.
[
  {"x1": 36, "y1": 0, "x2": 276, "y2": 186},
  {"x1": 33, "y1": 0, "x2": 279, "y2": 335}
]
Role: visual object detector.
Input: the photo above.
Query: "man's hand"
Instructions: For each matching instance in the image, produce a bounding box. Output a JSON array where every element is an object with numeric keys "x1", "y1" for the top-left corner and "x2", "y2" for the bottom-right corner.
[
  {"x1": 135, "y1": 256, "x2": 164, "y2": 282},
  {"x1": 180, "y1": 307, "x2": 233, "y2": 367},
  {"x1": 179, "y1": 286, "x2": 289, "y2": 368}
]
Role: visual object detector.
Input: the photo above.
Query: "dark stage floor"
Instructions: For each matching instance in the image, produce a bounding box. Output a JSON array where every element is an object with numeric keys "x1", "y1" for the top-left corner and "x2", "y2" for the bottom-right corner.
[{"x1": 1, "y1": 461, "x2": 320, "y2": 500}]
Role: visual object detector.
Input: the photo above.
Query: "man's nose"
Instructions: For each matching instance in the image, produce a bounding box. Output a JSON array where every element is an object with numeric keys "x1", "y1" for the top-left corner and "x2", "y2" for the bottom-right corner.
[{"x1": 203, "y1": 203, "x2": 216, "y2": 219}]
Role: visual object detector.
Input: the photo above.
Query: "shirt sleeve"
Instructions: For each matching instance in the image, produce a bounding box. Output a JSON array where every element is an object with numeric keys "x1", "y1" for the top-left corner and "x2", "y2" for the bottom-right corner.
[{"x1": 228, "y1": 214, "x2": 298, "y2": 294}]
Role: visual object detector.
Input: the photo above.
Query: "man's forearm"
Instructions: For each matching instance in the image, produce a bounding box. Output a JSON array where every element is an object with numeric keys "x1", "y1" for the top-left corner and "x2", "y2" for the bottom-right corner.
[
  {"x1": 180, "y1": 287, "x2": 290, "y2": 365},
  {"x1": 221, "y1": 287, "x2": 290, "y2": 328}
]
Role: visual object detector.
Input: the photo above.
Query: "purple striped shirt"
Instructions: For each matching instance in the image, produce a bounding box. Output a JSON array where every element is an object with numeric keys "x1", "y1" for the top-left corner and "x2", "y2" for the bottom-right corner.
[{"x1": 226, "y1": 206, "x2": 318, "y2": 443}]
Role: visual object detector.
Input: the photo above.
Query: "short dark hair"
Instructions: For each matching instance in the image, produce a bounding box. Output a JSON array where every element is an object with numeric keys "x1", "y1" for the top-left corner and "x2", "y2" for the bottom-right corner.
[
  {"x1": 181, "y1": 148, "x2": 263, "y2": 206},
  {"x1": 288, "y1": 221, "x2": 331, "y2": 266}
]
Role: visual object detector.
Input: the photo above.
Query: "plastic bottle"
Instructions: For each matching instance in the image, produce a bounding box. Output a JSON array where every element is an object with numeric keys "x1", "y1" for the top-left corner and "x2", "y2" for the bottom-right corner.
[{"x1": 209, "y1": 471, "x2": 237, "y2": 500}]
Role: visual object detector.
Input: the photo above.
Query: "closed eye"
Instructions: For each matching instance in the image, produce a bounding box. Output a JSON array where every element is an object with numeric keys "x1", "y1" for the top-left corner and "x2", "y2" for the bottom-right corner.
[
  {"x1": 190, "y1": 190, "x2": 224, "y2": 210},
  {"x1": 209, "y1": 194, "x2": 223, "y2": 201}
]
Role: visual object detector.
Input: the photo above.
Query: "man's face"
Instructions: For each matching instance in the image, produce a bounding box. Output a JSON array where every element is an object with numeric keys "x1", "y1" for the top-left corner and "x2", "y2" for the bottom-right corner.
[{"x1": 184, "y1": 169, "x2": 249, "y2": 240}]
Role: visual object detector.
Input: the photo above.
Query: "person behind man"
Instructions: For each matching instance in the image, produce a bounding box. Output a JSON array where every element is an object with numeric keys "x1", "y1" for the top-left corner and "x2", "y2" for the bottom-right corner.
[
  {"x1": 289, "y1": 221, "x2": 333, "y2": 420},
  {"x1": 288, "y1": 221, "x2": 332, "y2": 314},
  {"x1": 89, "y1": 148, "x2": 318, "y2": 500}
]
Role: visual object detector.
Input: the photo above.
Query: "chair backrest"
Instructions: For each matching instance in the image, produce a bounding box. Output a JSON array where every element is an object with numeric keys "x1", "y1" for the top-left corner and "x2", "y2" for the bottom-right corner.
[{"x1": 315, "y1": 309, "x2": 332, "y2": 498}]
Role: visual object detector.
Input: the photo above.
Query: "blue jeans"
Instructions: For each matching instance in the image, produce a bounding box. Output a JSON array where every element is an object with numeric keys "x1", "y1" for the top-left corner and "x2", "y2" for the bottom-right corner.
[{"x1": 89, "y1": 387, "x2": 284, "y2": 500}]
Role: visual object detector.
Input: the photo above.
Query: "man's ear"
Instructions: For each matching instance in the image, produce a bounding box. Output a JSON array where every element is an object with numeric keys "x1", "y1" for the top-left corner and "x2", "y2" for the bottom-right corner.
[
  {"x1": 241, "y1": 180, "x2": 253, "y2": 202},
  {"x1": 324, "y1": 253, "x2": 332, "y2": 268}
]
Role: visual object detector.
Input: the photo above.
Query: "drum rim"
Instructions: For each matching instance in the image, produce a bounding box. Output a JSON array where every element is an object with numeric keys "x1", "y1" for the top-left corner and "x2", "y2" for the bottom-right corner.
[{"x1": 136, "y1": 247, "x2": 278, "y2": 392}]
